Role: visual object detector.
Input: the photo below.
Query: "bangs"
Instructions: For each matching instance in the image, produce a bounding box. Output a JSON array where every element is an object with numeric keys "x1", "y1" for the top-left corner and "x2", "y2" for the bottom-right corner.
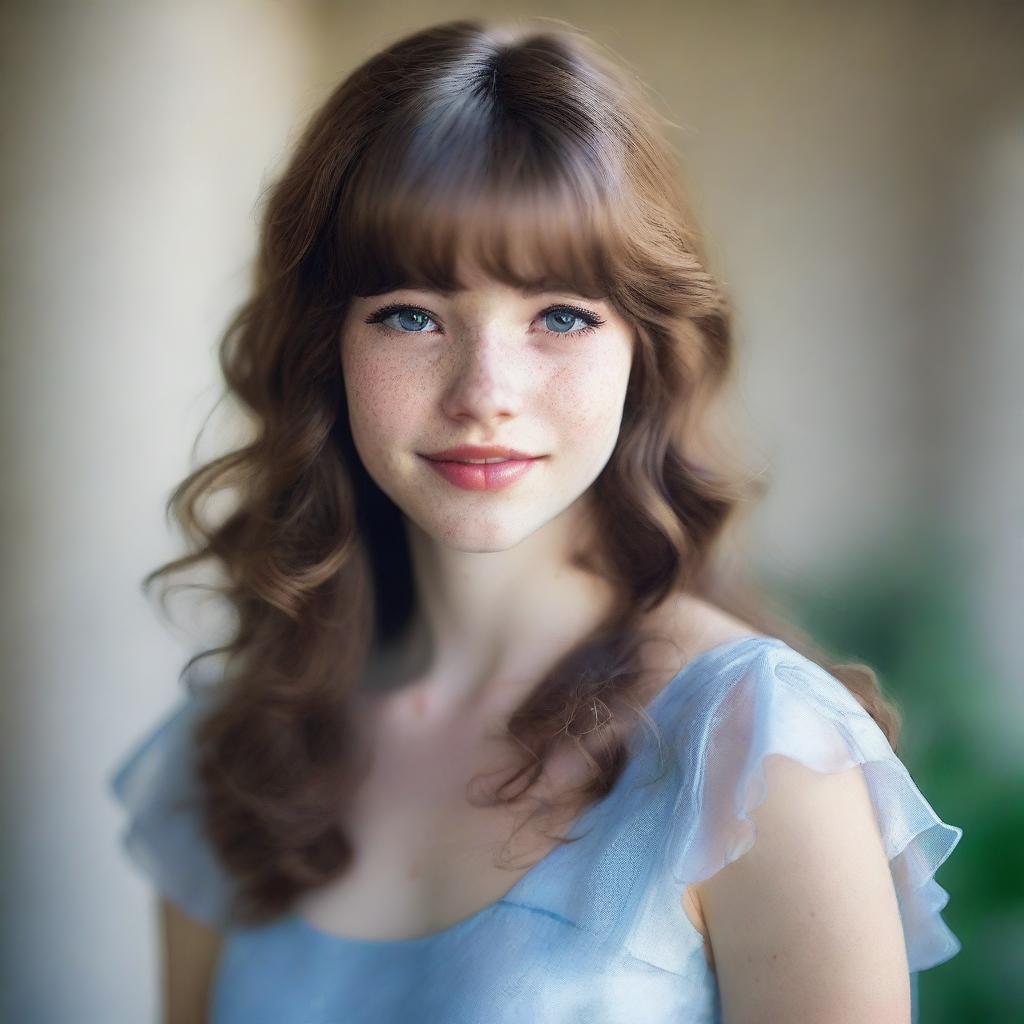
[{"x1": 333, "y1": 103, "x2": 636, "y2": 302}]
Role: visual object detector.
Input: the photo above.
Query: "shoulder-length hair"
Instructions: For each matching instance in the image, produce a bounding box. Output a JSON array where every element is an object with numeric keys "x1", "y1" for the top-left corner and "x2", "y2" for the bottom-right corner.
[{"x1": 146, "y1": 17, "x2": 901, "y2": 925}]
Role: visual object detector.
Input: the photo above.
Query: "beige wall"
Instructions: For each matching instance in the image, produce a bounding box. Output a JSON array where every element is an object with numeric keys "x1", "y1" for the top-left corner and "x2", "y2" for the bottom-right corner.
[{"x1": 2, "y1": 3, "x2": 1020, "y2": 1019}]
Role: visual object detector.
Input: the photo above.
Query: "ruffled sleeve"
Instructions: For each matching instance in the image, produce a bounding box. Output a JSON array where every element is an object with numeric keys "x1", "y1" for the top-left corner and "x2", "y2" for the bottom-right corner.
[
  {"x1": 620, "y1": 636, "x2": 962, "y2": 1001},
  {"x1": 108, "y1": 685, "x2": 236, "y2": 929},
  {"x1": 661, "y1": 640, "x2": 963, "y2": 976}
]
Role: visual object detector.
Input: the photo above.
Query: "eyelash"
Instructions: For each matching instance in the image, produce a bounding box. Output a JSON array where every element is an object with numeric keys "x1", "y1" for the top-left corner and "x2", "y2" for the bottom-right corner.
[{"x1": 362, "y1": 302, "x2": 606, "y2": 338}]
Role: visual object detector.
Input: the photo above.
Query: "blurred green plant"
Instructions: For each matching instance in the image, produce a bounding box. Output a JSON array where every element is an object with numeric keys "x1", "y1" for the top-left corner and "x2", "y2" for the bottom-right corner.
[{"x1": 766, "y1": 521, "x2": 1024, "y2": 1021}]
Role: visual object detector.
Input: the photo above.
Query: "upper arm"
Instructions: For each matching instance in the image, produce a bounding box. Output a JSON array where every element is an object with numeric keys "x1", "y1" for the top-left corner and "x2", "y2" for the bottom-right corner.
[
  {"x1": 158, "y1": 897, "x2": 224, "y2": 1024},
  {"x1": 693, "y1": 755, "x2": 911, "y2": 1024}
]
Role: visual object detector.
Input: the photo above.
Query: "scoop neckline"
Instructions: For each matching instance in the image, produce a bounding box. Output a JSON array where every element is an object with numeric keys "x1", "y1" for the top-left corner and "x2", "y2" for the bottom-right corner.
[{"x1": 286, "y1": 632, "x2": 780, "y2": 950}]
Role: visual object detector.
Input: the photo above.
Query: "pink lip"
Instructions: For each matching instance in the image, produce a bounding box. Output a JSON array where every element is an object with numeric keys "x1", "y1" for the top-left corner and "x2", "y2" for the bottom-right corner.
[{"x1": 418, "y1": 455, "x2": 542, "y2": 492}]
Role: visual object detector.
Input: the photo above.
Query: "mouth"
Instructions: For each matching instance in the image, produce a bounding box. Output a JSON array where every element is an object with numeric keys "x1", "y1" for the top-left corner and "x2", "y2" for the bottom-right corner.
[
  {"x1": 417, "y1": 453, "x2": 543, "y2": 492},
  {"x1": 421, "y1": 444, "x2": 541, "y2": 462},
  {"x1": 422, "y1": 456, "x2": 534, "y2": 464}
]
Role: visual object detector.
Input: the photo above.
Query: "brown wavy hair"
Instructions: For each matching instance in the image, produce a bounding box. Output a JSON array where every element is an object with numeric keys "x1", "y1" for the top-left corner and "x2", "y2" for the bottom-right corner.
[{"x1": 144, "y1": 16, "x2": 902, "y2": 927}]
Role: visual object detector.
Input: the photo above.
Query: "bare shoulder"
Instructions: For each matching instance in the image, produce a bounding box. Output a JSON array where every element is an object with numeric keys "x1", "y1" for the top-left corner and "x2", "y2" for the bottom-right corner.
[
  {"x1": 648, "y1": 592, "x2": 768, "y2": 665},
  {"x1": 159, "y1": 897, "x2": 224, "y2": 1024},
  {"x1": 696, "y1": 755, "x2": 911, "y2": 1022}
]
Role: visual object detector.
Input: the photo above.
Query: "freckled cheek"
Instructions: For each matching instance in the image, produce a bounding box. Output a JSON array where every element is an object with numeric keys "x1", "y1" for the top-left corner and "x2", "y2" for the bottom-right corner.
[
  {"x1": 548, "y1": 365, "x2": 628, "y2": 446},
  {"x1": 344, "y1": 356, "x2": 425, "y2": 451}
]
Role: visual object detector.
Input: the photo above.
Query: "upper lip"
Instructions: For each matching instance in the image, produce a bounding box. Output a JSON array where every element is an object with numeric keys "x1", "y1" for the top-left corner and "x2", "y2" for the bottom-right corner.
[{"x1": 422, "y1": 444, "x2": 541, "y2": 461}]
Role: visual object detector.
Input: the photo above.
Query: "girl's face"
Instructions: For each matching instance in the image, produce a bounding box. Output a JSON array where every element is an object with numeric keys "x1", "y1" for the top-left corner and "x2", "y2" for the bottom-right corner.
[{"x1": 340, "y1": 262, "x2": 635, "y2": 551}]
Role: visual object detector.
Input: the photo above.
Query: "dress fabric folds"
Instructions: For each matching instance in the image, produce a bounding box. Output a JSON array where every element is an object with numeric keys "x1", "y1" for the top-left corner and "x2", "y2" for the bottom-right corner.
[{"x1": 110, "y1": 636, "x2": 962, "y2": 1023}]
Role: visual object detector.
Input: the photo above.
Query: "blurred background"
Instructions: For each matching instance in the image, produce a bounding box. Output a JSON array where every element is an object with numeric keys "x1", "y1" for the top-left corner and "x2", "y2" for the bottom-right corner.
[{"x1": 2, "y1": 2, "x2": 1021, "y2": 1020}]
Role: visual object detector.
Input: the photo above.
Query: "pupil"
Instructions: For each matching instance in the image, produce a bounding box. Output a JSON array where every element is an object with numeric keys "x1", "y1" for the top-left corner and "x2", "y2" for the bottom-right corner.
[
  {"x1": 547, "y1": 311, "x2": 576, "y2": 332},
  {"x1": 398, "y1": 310, "x2": 428, "y2": 331}
]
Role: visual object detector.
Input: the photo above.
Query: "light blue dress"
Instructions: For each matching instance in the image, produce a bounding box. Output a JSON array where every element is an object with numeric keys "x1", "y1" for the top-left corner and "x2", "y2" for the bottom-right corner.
[{"x1": 109, "y1": 636, "x2": 962, "y2": 1023}]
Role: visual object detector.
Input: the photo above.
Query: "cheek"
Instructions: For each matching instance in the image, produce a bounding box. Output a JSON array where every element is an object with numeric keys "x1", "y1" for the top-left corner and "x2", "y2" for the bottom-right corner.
[
  {"x1": 343, "y1": 350, "x2": 422, "y2": 448},
  {"x1": 548, "y1": 354, "x2": 631, "y2": 446},
  {"x1": 342, "y1": 352, "x2": 425, "y2": 475}
]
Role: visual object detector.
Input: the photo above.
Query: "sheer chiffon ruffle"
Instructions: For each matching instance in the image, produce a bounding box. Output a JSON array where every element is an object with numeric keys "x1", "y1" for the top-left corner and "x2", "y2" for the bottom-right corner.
[
  {"x1": 110, "y1": 688, "x2": 235, "y2": 928},
  {"x1": 661, "y1": 643, "x2": 962, "y2": 973}
]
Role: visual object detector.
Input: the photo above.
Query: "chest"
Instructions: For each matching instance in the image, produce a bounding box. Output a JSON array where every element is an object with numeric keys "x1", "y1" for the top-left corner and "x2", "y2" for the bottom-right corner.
[
  {"x1": 295, "y1": 702, "x2": 592, "y2": 941},
  {"x1": 214, "y1": 713, "x2": 722, "y2": 1024}
]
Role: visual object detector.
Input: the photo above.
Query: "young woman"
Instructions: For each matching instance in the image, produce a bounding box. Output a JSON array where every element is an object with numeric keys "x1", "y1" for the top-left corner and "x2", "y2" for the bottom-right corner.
[{"x1": 110, "y1": 17, "x2": 962, "y2": 1023}]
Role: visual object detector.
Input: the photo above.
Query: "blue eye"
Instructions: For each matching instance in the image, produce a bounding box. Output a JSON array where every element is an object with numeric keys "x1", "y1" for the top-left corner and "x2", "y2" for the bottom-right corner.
[
  {"x1": 387, "y1": 308, "x2": 437, "y2": 332},
  {"x1": 544, "y1": 309, "x2": 583, "y2": 333},
  {"x1": 539, "y1": 305, "x2": 605, "y2": 336},
  {"x1": 363, "y1": 303, "x2": 605, "y2": 337}
]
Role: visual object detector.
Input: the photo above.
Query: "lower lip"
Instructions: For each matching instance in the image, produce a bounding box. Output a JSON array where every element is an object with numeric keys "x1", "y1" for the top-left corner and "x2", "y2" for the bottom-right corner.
[{"x1": 419, "y1": 456, "x2": 543, "y2": 491}]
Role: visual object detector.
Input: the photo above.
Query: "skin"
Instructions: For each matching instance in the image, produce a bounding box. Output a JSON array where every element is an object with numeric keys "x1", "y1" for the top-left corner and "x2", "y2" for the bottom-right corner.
[
  {"x1": 159, "y1": 898, "x2": 222, "y2": 1024},
  {"x1": 695, "y1": 756, "x2": 913, "y2": 1023},
  {"x1": 339, "y1": 255, "x2": 637, "y2": 726}
]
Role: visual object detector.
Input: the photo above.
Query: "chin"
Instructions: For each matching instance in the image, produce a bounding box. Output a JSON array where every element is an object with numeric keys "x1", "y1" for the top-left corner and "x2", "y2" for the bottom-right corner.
[{"x1": 415, "y1": 511, "x2": 548, "y2": 553}]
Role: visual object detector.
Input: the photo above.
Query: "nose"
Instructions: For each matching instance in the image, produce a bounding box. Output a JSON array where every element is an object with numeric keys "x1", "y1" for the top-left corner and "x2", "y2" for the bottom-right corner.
[{"x1": 438, "y1": 331, "x2": 527, "y2": 426}]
